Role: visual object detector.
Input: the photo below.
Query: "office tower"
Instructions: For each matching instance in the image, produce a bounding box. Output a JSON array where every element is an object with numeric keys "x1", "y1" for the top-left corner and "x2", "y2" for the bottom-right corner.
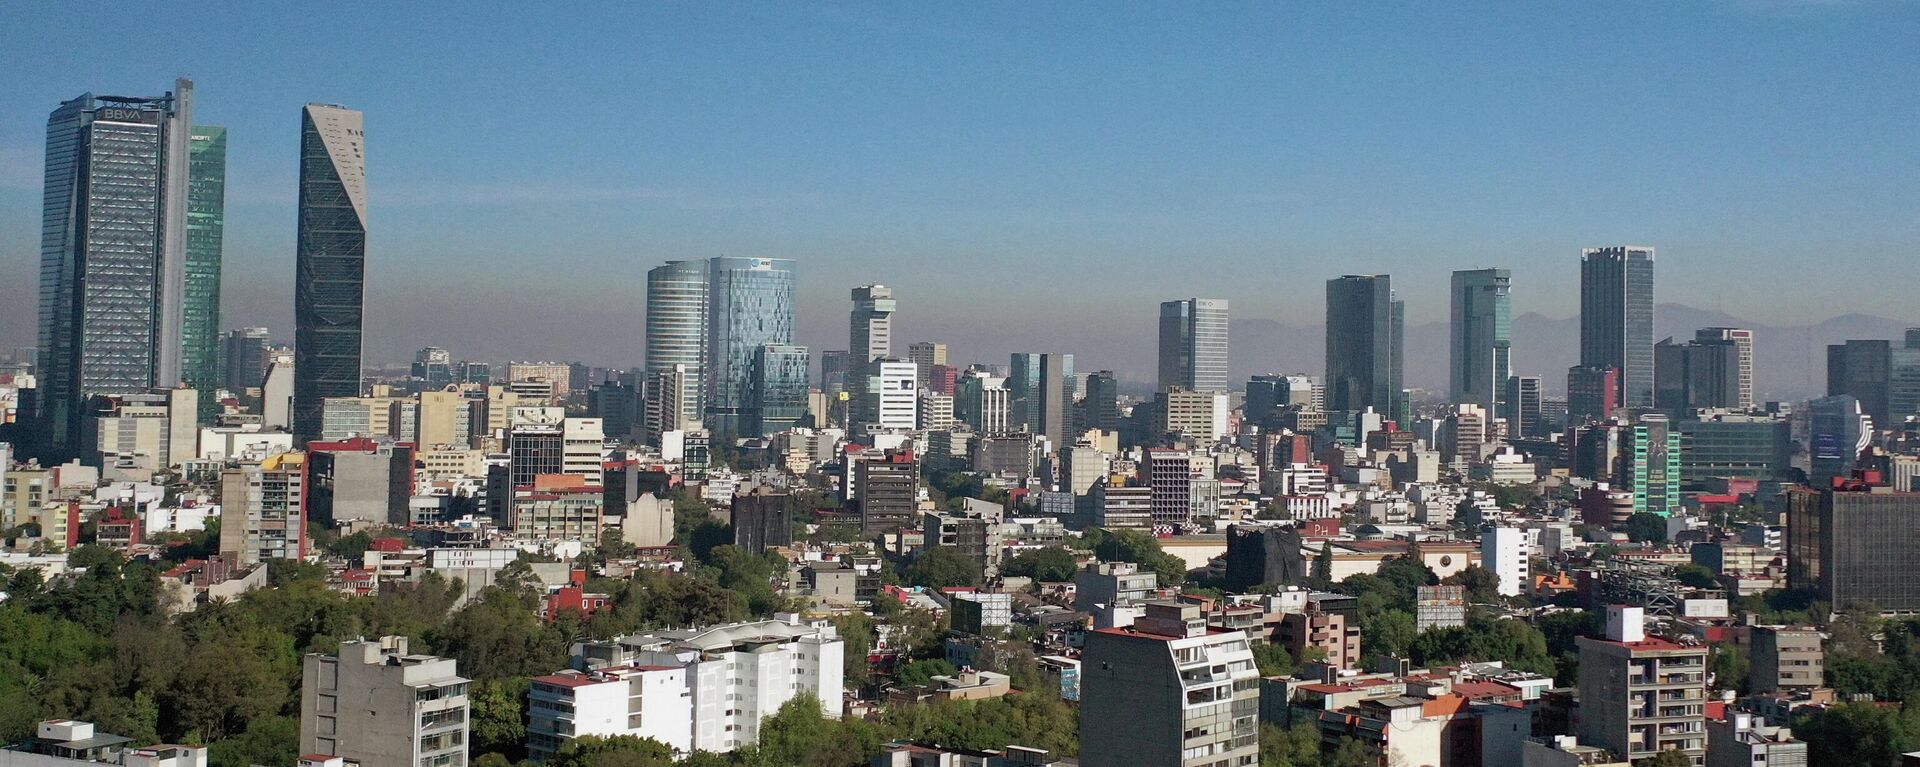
[
  {"x1": 917, "y1": 391, "x2": 955, "y2": 431},
  {"x1": 1480, "y1": 527, "x2": 1530, "y2": 597},
  {"x1": 848, "y1": 285, "x2": 896, "y2": 428},
  {"x1": 818, "y1": 349, "x2": 851, "y2": 428},
  {"x1": 409, "y1": 346, "x2": 452, "y2": 387},
  {"x1": 221, "y1": 328, "x2": 272, "y2": 394},
  {"x1": 1626, "y1": 414, "x2": 1681, "y2": 516},
  {"x1": 957, "y1": 372, "x2": 1011, "y2": 434},
  {"x1": 1577, "y1": 606, "x2": 1708, "y2": 764},
  {"x1": 1567, "y1": 365, "x2": 1619, "y2": 424},
  {"x1": 1008, "y1": 353, "x2": 1041, "y2": 429},
  {"x1": 1892, "y1": 329, "x2": 1920, "y2": 427},
  {"x1": 219, "y1": 452, "x2": 308, "y2": 565},
  {"x1": 644, "y1": 260, "x2": 708, "y2": 426},
  {"x1": 1828, "y1": 339, "x2": 1894, "y2": 428},
  {"x1": 1156, "y1": 298, "x2": 1229, "y2": 393},
  {"x1": 181, "y1": 126, "x2": 226, "y2": 416},
  {"x1": 1808, "y1": 395, "x2": 1872, "y2": 486},
  {"x1": 455, "y1": 360, "x2": 491, "y2": 385},
  {"x1": 1324, "y1": 275, "x2": 1403, "y2": 418},
  {"x1": 301, "y1": 637, "x2": 469, "y2": 767},
  {"x1": 1654, "y1": 336, "x2": 1742, "y2": 416},
  {"x1": 1449, "y1": 269, "x2": 1512, "y2": 412},
  {"x1": 1035, "y1": 353, "x2": 1074, "y2": 448},
  {"x1": 641, "y1": 365, "x2": 695, "y2": 446},
  {"x1": 907, "y1": 341, "x2": 946, "y2": 390},
  {"x1": 924, "y1": 364, "x2": 958, "y2": 396},
  {"x1": 1580, "y1": 246, "x2": 1656, "y2": 409},
  {"x1": 1501, "y1": 375, "x2": 1544, "y2": 439},
  {"x1": 705, "y1": 257, "x2": 795, "y2": 439},
  {"x1": 856, "y1": 449, "x2": 919, "y2": 536},
  {"x1": 1143, "y1": 448, "x2": 1193, "y2": 527},
  {"x1": 415, "y1": 388, "x2": 472, "y2": 447},
  {"x1": 262, "y1": 362, "x2": 294, "y2": 430},
  {"x1": 1156, "y1": 389, "x2": 1228, "y2": 443},
  {"x1": 1696, "y1": 327, "x2": 1755, "y2": 409},
  {"x1": 562, "y1": 417, "x2": 606, "y2": 485},
  {"x1": 1676, "y1": 412, "x2": 1792, "y2": 483},
  {"x1": 1789, "y1": 478, "x2": 1920, "y2": 611},
  {"x1": 506, "y1": 407, "x2": 566, "y2": 488},
  {"x1": 867, "y1": 358, "x2": 917, "y2": 432},
  {"x1": 37, "y1": 81, "x2": 196, "y2": 455},
  {"x1": 1083, "y1": 370, "x2": 1119, "y2": 434},
  {"x1": 531, "y1": 622, "x2": 841, "y2": 757},
  {"x1": 293, "y1": 103, "x2": 368, "y2": 444},
  {"x1": 745, "y1": 344, "x2": 810, "y2": 436},
  {"x1": 1080, "y1": 601, "x2": 1260, "y2": 767}
]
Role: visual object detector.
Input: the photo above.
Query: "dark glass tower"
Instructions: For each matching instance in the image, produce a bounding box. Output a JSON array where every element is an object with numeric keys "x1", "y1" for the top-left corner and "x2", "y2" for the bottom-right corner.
[
  {"x1": 36, "y1": 81, "x2": 193, "y2": 456},
  {"x1": 293, "y1": 104, "x2": 367, "y2": 444},
  {"x1": 703, "y1": 257, "x2": 795, "y2": 439},
  {"x1": 1157, "y1": 298, "x2": 1230, "y2": 394},
  {"x1": 182, "y1": 126, "x2": 227, "y2": 416},
  {"x1": 1324, "y1": 275, "x2": 1403, "y2": 419},
  {"x1": 1449, "y1": 268, "x2": 1511, "y2": 410},
  {"x1": 1580, "y1": 246, "x2": 1655, "y2": 410}
]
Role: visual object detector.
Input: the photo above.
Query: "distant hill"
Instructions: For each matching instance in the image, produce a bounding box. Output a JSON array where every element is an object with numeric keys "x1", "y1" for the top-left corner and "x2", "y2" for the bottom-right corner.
[{"x1": 1225, "y1": 304, "x2": 1918, "y2": 402}]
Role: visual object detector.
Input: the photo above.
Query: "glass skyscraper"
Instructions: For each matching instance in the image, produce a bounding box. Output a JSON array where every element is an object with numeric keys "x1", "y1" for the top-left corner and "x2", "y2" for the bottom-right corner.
[
  {"x1": 1580, "y1": 246, "x2": 1656, "y2": 410},
  {"x1": 645, "y1": 260, "x2": 709, "y2": 426},
  {"x1": 1157, "y1": 298, "x2": 1229, "y2": 394},
  {"x1": 293, "y1": 103, "x2": 367, "y2": 444},
  {"x1": 36, "y1": 80, "x2": 194, "y2": 455},
  {"x1": 1324, "y1": 275, "x2": 1404, "y2": 419},
  {"x1": 704, "y1": 257, "x2": 795, "y2": 438},
  {"x1": 747, "y1": 344, "x2": 812, "y2": 436},
  {"x1": 182, "y1": 126, "x2": 227, "y2": 416},
  {"x1": 1449, "y1": 268, "x2": 1510, "y2": 410}
]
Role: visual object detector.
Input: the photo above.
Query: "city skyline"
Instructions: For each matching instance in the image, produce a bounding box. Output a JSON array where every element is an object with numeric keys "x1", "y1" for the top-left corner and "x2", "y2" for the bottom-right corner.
[{"x1": 2, "y1": 4, "x2": 1918, "y2": 380}]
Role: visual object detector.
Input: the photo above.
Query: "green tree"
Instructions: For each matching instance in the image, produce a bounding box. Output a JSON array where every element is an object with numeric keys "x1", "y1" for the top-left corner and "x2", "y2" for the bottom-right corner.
[
  {"x1": 999, "y1": 546, "x2": 1078, "y2": 581},
  {"x1": 1311, "y1": 544, "x2": 1334, "y2": 585},
  {"x1": 206, "y1": 716, "x2": 298, "y2": 767},
  {"x1": 1633, "y1": 749, "x2": 1694, "y2": 767},
  {"x1": 904, "y1": 546, "x2": 983, "y2": 589},
  {"x1": 1084, "y1": 528, "x2": 1189, "y2": 585},
  {"x1": 1259, "y1": 723, "x2": 1321, "y2": 767},
  {"x1": 895, "y1": 658, "x2": 958, "y2": 688},
  {"x1": 1672, "y1": 563, "x2": 1720, "y2": 589},
  {"x1": 1253, "y1": 643, "x2": 1296, "y2": 677},
  {"x1": 1797, "y1": 702, "x2": 1920, "y2": 767},
  {"x1": 1625, "y1": 512, "x2": 1667, "y2": 543},
  {"x1": 468, "y1": 678, "x2": 530, "y2": 761},
  {"x1": 545, "y1": 734, "x2": 676, "y2": 767},
  {"x1": 1709, "y1": 644, "x2": 1749, "y2": 696},
  {"x1": 831, "y1": 611, "x2": 875, "y2": 687},
  {"x1": 1363, "y1": 610, "x2": 1419, "y2": 660},
  {"x1": 1441, "y1": 566, "x2": 1502, "y2": 604},
  {"x1": 1327, "y1": 737, "x2": 1381, "y2": 767}
]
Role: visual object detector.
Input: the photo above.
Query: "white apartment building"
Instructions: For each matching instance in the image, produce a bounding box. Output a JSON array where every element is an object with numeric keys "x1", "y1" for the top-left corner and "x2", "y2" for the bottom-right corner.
[
  {"x1": 528, "y1": 616, "x2": 843, "y2": 758},
  {"x1": 561, "y1": 418, "x2": 607, "y2": 485},
  {"x1": 1080, "y1": 601, "x2": 1260, "y2": 767},
  {"x1": 1480, "y1": 526, "x2": 1530, "y2": 597},
  {"x1": 872, "y1": 359, "x2": 918, "y2": 432},
  {"x1": 918, "y1": 391, "x2": 955, "y2": 432},
  {"x1": 300, "y1": 637, "x2": 469, "y2": 767}
]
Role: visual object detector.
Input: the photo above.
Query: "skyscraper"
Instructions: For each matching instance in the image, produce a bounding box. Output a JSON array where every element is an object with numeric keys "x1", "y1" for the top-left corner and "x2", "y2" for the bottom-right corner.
[
  {"x1": 1036, "y1": 353, "x2": 1074, "y2": 449},
  {"x1": 1083, "y1": 370, "x2": 1120, "y2": 435},
  {"x1": 645, "y1": 260, "x2": 708, "y2": 426},
  {"x1": 1580, "y1": 246, "x2": 1656, "y2": 410},
  {"x1": 745, "y1": 344, "x2": 810, "y2": 436},
  {"x1": 1324, "y1": 275, "x2": 1403, "y2": 418},
  {"x1": 1502, "y1": 375, "x2": 1544, "y2": 439},
  {"x1": 1448, "y1": 268, "x2": 1511, "y2": 410},
  {"x1": 293, "y1": 103, "x2": 367, "y2": 444},
  {"x1": 37, "y1": 80, "x2": 196, "y2": 455},
  {"x1": 1828, "y1": 339, "x2": 1893, "y2": 428},
  {"x1": 1156, "y1": 298, "x2": 1229, "y2": 393},
  {"x1": 1695, "y1": 327, "x2": 1754, "y2": 410},
  {"x1": 1008, "y1": 353, "x2": 1041, "y2": 430},
  {"x1": 181, "y1": 125, "x2": 226, "y2": 417},
  {"x1": 223, "y1": 327, "x2": 272, "y2": 395},
  {"x1": 848, "y1": 285, "x2": 895, "y2": 430},
  {"x1": 1654, "y1": 336, "x2": 1741, "y2": 416},
  {"x1": 704, "y1": 257, "x2": 795, "y2": 438}
]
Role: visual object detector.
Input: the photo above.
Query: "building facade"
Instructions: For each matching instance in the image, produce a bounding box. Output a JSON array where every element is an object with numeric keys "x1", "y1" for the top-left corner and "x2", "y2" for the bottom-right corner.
[
  {"x1": 705, "y1": 257, "x2": 796, "y2": 438},
  {"x1": 1325, "y1": 275, "x2": 1405, "y2": 421},
  {"x1": 1579, "y1": 246, "x2": 1656, "y2": 410},
  {"x1": 1158, "y1": 298, "x2": 1230, "y2": 394},
  {"x1": 1449, "y1": 268, "x2": 1512, "y2": 411},
  {"x1": 293, "y1": 103, "x2": 368, "y2": 444},
  {"x1": 645, "y1": 260, "x2": 708, "y2": 426},
  {"x1": 1080, "y1": 602, "x2": 1260, "y2": 767},
  {"x1": 300, "y1": 636, "x2": 470, "y2": 767}
]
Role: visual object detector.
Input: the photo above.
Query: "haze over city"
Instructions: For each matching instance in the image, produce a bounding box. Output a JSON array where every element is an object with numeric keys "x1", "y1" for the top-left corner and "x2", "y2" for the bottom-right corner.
[{"x1": 3, "y1": 1, "x2": 1918, "y2": 384}]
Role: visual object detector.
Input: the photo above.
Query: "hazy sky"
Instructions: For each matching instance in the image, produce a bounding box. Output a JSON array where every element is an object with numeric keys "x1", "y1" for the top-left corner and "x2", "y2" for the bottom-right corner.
[{"x1": 2, "y1": 2, "x2": 1916, "y2": 380}]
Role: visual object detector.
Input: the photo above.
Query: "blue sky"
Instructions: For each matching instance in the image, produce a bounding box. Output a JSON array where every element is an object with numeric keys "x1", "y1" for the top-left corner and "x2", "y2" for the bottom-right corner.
[{"x1": 1, "y1": 1, "x2": 1916, "y2": 378}]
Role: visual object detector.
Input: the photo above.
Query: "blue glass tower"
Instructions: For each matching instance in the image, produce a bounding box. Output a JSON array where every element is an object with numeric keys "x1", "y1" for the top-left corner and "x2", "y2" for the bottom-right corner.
[{"x1": 704, "y1": 257, "x2": 796, "y2": 439}]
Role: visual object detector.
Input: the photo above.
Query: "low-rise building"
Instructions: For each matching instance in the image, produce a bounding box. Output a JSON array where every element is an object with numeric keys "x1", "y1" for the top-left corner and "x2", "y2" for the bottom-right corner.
[{"x1": 299, "y1": 637, "x2": 470, "y2": 767}]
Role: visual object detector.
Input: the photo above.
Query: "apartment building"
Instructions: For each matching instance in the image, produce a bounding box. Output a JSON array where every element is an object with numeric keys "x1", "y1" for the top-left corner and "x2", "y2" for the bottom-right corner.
[
  {"x1": 1576, "y1": 607, "x2": 1707, "y2": 765},
  {"x1": 218, "y1": 452, "x2": 307, "y2": 565},
  {"x1": 1080, "y1": 601, "x2": 1260, "y2": 767},
  {"x1": 1748, "y1": 625, "x2": 1824, "y2": 694},
  {"x1": 527, "y1": 616, "x2": 843, "y2": 758},
  {"x1": 300, "y1": 637, "x2": 470, "y2": 767}
]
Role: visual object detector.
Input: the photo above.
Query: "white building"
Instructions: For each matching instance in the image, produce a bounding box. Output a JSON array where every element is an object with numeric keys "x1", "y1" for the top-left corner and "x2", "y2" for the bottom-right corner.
[
  {"x1": 1079, "y1": 601, "x2": 1260, "y2": 767},
  {"x1": 872, "y1": 359, "x2": 918, "y2": 433},
  {"x1": 917, "y1": 391, "x2": 955, "y2": 432},
  {"x1": 561, "y1": 417, "x2": 607, "y2": 485},
  {"x1": 1480, "y1": 526, "x2": 1530, "y2": 597},
  {"x1": 1158, "y1": 388, "x2": 1230, "y2": 444},
  {"x1": 528, "y1": 616, "x2": 843, "y2": 758}
]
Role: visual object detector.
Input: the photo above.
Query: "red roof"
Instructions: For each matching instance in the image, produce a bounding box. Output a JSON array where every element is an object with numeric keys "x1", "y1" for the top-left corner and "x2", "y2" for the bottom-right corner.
[{"x1": 531, "y1": 673, "x2": 613, "y2": 689}]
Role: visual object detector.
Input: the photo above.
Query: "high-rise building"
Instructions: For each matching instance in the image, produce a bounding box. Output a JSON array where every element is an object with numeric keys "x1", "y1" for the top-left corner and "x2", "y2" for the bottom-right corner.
[
  {"x1": 1828, "y1": 339, "x2": 1894, "y2": 428},
  {"x1": 1790, "y1": 478, "x2": 1920, "y2": 612},
  {"x1": 1324, "y1": 275, "x2": 1403, "y2": 419},
  {"x1": 1695, "y1": 327, "x2": 1755, "y2": 410},
  {"x1": 1627, "y1": 414, "x2": 1682, "y2": 516},
  {"x1": 855, "y1": 449, "x2": 919, "y2": 536},
  {"x1": 37, "y1": 81, "x2": 197, "y2": 455},
  {"x1": 745, "y1": 344, "x2": 810, "y2": 436},
  {"x1": 1480, "y1": 526, "x2": 1530, "y2": 597},
  {"x1": 1082, "y1": 370, "x2": 1120, "y2": 435},
  {"x1": 1748, "y1": 625, "x2": 1824, "y2": 694},
  {"x1": 1580, "y1": 246, "x2": 1656, "y2": 409},
  {"x1": 1577, "y1": 606, "x2": 1707, "y2": 764},
  {"x1": 181, "y1": 126, "x2": 227, "y2": 417},
  {"x1": 957, "y1": 372, "x2": 1011, "y2": 434},
  {"x1": 1891, "y1": 329, "x2": 1920, "y2": 428},
  {"x1": 641, "y1": 364, "x2": 696, "y2": 446},
  {"x1": 219, "y1": 452, "x2": 308, "y2": 565},
  {"x1": 293, "y1": 103, "x2": 368, "y2": 445},
  {"x1": 1008, "y1": 353, "x2": 1041, "y2": 430},
  {"x1": 1080, "y1": 601, "x2": 1260, "y2": 767},
  {"x1": 1156, "y1": 298, "x2": 1229, "y2": 394},
  {"x1": 1036, "y1": 353, "x2": 1074, "y2": 449},
  {"x1": 818, "y1": 349, "x2": 851, "y2": 428},
  {"x1": 1143, "y1": 448, "x2": 1193, "y2": 528},
  {"x1": 301, "y1": 636, "x2": 469, "y2": 767},
  {"x1": 705, "y1": 257, "x2": 795, "y2": 439},
  {"x1": 907, "y1": 341, "x2": 946, "y2": 390},
  {"x1": 1501, "y1": 375, "x2": 1544, "y2": 439},
  {"x1": 507, "y1": 407, "x2": 566, "y2": 489},
  {"x1": 1567, "y1": 365, "x2": 1619, "y2": 424},
  {"x1": 1449, "y1": 268, "x2": 1512, "y2": 410},
  {"x1": 410, "y1": 346, "x2": 452, "y2": 387},
  {"x1": 1808, "y1": 395, "x2": 1872, "y2": 486},
  {"x1": 1655, "y1": 336, "x2": 1742, "y2": 417},
  {"x1": 645, "y1": 260, "x2": 708, "y2": 425},
  {"x1": 222, "y1": 327, "x2": 272, "y2": 395},
  {"x1": 848, "y1": 285, "x2": 896, "y2": 429},
  {"x1": 868, "y1": 358, "x2": 917, "y2": 433}
]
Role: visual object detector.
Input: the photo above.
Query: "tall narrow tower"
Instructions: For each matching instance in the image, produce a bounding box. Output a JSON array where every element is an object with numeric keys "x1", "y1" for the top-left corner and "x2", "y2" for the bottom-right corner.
[
  {"x1": 1324, "y1": 275, "x2": 1403, "y2": 419},
  {"x1": 646, "y1": 260, "x2": 709, "y2": 426},
  {"x1": 1157, "y1": 298, "x2": 1229, "y2": 394},
  {"x1": 293, "y1": 103, "x2": 367, "y2": 444},
  {"x1": 1580, "y1": 246, "x2": 1656, "y2": 410},
  {"x1": 848, "y1": 285, "x2": 896, "y2": 429},
  {"x1": 1449, "y1": 268, "x2": 1512, "y2": 411}
]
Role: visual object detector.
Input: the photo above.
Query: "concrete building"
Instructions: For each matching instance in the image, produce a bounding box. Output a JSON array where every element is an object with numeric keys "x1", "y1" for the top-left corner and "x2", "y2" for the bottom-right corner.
[
  {"x1": 1576, "y1": 606, "x2": 1707, "y2": 764},
  {"x1": 218, "y1": 452, "x2": 307, "y2": 565},
  {"x1": 1481, "y1": 527, "x2": 1530, "y2": 598},
  {"x1": 732, "y1": 485, "x2": 796, "y2": 554},
  {"x1": 510, "y1": 475, "x2": 604, "y2": 544},
  {"x1": 1157, "y1": 389, "x2": 1229, "y2": 443},
  {"x1": 1787, "y1": 479, "x2": 1920, "y2": 611},
  {"x1": 857, "y1": 449, "x2": 920, "y2": 537},
  {"x1": 307, "y1": 438, "x2": 413, "y2": 527},
  {"x1": 1145, "y1": 448, "x2": 1195, "y2": 528},
  {"x1": 300, "y1": 636, "x2": 469, "y2": 767},
  {"x1": 1705, "y1": 711, "x2": 1806, "y2": 767},
  {"x1": 1749, "y1": 625, "x2": 1824, "y2": 694},
  {"x1": 1157, "y1": 298, "x2": 1230, "y2": 394},
  {"x1": 1080, "y1": 602, "x2": 1259, "y2": 767},
  {"x1": 530, "y1": 617, "x2": 842, "y2": 757}
]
